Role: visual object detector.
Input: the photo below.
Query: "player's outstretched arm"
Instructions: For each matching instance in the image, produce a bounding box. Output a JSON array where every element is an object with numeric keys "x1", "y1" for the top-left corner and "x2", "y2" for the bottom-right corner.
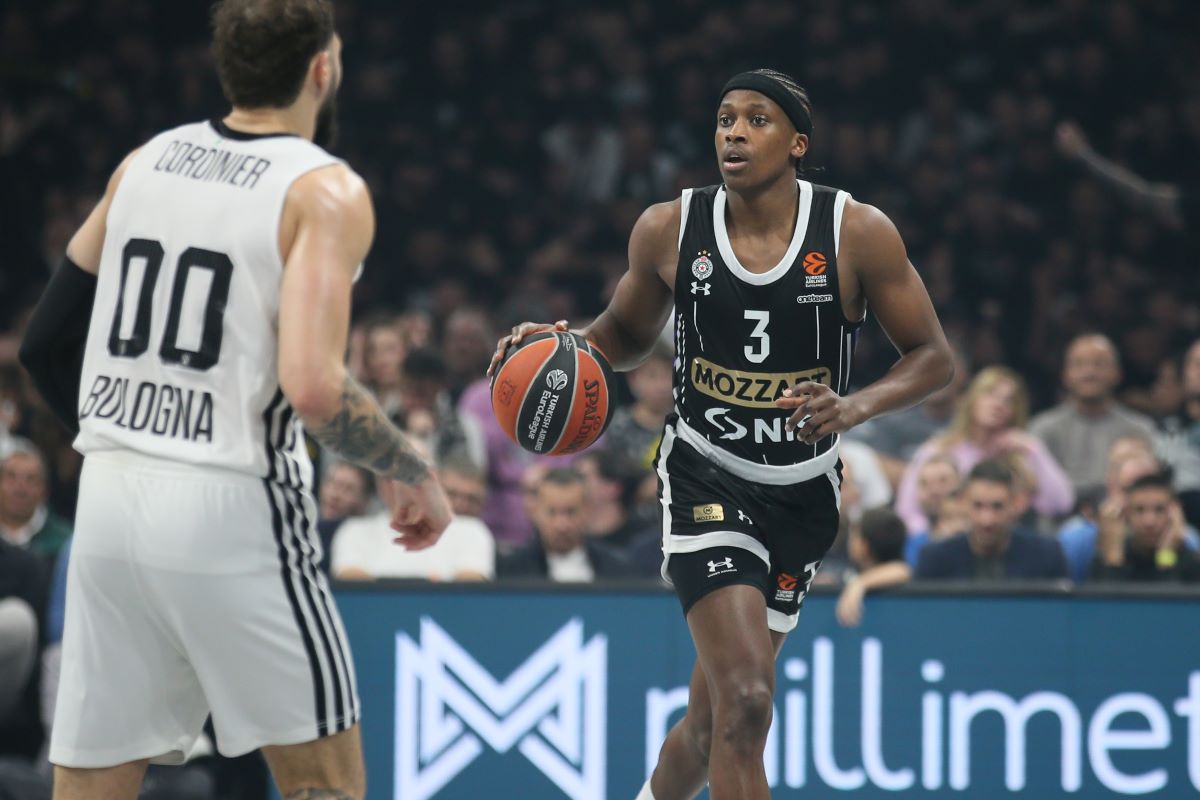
[
  {"x1": 278, "y1": 165, "x2": 450, "y2": 549},
  {"x1": 19, "y1": 149, "x2": 139, "y2": 431},
  {"x1": 778, "y1": 200, "x2": 954, "y2": 444},
  {"x1": 486, "y1": 200, "x2": 677, "y2": 375}
]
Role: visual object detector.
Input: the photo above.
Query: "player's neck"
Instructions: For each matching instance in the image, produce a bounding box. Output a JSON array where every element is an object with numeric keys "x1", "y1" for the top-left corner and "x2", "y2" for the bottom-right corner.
[
  {"x1": 724, "y1": 174, "x2": 799, "y2": 239},
  {"x1": 223, "y1": 107, "x2": 314, "y2": 141}
]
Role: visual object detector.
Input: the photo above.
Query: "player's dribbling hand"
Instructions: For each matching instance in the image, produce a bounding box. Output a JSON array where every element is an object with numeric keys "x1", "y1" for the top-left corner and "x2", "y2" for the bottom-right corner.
[
  {"x1": 486, "y1": 320, "x2": 569, "y2": 378},
  {"x1": 389, "y1": 477, "x2": 453, "y2": 551},
  {"x1": 777, "y1": 381, "x2": 865, "y2": 445}
]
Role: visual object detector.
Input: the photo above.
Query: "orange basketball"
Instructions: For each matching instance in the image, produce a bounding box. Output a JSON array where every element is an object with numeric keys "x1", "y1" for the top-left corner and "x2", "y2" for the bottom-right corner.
[{"x1": 491, "y1": 331, "x2": 616, "y2": 456}]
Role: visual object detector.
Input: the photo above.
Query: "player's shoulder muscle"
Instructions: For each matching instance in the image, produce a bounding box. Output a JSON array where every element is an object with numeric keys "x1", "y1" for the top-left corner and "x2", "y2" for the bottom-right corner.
[
  {"x1": 628, "y1": 197, "x2": 681, "y2": 278},
  {"x1": 281, "y1": 163, "x2": 375, "y2": 268}
]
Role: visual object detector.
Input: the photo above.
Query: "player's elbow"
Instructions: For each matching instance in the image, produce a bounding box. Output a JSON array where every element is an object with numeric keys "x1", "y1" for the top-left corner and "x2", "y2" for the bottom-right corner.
[
  {"x1": 280, "y1": 364, "x2": 345, "y2": 422},
  {"x1": 930, "y1": 342, "x2": 955, "y2": 391}
]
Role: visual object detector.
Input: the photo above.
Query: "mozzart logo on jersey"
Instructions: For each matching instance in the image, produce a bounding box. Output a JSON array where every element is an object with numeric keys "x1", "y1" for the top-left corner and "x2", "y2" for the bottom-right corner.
[
  {"x1": 690, "y1": 356, "x2": 831, "y2": 409},
  {"x1": 394, "y1": 617, "x2": 607, "y2": 800}
]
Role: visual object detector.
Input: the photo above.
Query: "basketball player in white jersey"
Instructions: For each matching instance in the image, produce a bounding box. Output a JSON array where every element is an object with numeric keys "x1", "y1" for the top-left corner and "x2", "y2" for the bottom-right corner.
[{"x1": 18, "y1": 2, "x2": 451, "y2": 798}]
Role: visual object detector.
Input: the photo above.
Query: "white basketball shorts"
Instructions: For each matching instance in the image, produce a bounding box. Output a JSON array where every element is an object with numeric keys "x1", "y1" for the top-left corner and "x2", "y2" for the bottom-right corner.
[{"x1": 49, "y1": 451, "x2": 359, "y2": 768}]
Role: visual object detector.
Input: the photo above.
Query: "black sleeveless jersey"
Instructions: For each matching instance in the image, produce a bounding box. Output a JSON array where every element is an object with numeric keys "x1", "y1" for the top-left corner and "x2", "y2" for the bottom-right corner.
[{"x1": 671, "y1": 181, "x2": 862, "y2": 482}]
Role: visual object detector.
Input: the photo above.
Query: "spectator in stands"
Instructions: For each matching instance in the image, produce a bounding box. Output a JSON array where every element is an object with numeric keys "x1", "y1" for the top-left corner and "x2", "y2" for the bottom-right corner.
[
  {"x1": 1091, "y1": 474, "x2": 1200, "y2": 583},
  {"x1": 603, "y1": 341, "x2": 673, "y2": 475},
  {"x1": 458, "y1": 376, "x2": 547, "y2": 549},
  {"x1": 904, "y1": 455, "x2": 966, "y2": 565},
  {"x1": 394, "y1": 347, "x2": 486, "y2": 469},
  {"x1": 897, "y1": 367, "x2": 1074, "y2": 533},
  {"x1": 316, "y1": 462, "x2": 374, "y2": 575},
  {"x1": 849, "y1": 341, "x2": 967, "y2": 463},
  {"x1": 332, "y1": 459, "x2": 495, "y2": 582},
  {"x1": 498, "y1": 467, "x2": 629, "y2": 582},
  {"x1": 916, "y1": 460, "x2": 1068, "y2": 581},
  {"x1": 1029, "y1": 334, "x2": 1156, "y2": 491},
  {"x1": 1159, "y1": 339, "x2": 1200, "y2": 526},
  {"x1": 0, "y1": 439, "x2": 71, "y2": 561},
  {"x1": 575, "y1": 449, "x2": 658, "y2": 576},
  {"x1": 1059, "y1": 443, "x2": 1158, "y2": 584},
  {"x1": 361, "y1": 314, "x2": 407, "y2": 417},
  {"x1": 0, "y1": 531, "x2": 46, "y2": 761},
  {"x1": 441, "y1": 308, "x2": 495, "y2": 404},
  {"x1": 836, "y1": 508, "x2": 912, "y2": 627}
]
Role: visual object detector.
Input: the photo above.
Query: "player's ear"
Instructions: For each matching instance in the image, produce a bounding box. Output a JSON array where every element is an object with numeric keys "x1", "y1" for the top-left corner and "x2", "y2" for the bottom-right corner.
[
  {"x1": 311, "y1": 49, "x2": 332, "y2": 96},
  {"x1": 792, "y1": 133, "x2": 808, "y2": 163}
]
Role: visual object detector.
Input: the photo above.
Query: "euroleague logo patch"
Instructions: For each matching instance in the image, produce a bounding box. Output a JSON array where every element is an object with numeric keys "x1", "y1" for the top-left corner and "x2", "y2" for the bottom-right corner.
[
  {"x1": 775, "y1": 572, "x2": 798, "y2": 603},
  {"x1": 803, "y1": 251, "x2": 827, "y2": 275},
  {"x1": 691, "y1": 250, "x2": 714, "y2": 280},
  {"x1": 546, "y1": 369, "x2": 569, "y2": 391}
]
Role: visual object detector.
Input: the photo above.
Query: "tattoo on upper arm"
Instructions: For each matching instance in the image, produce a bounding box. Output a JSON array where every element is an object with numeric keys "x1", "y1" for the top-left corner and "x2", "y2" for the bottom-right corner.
[
  {"x1": 283, "y1": 789, "x2": 355, "y2": 800},
  {"x1": 307, "y1": 376, "x2": 430, "y2": 485}
]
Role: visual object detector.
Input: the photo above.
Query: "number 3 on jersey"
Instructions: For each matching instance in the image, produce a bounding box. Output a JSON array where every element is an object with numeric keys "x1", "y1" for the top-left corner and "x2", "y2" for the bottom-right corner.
[
  {"x1": 744, "y1": 309, "x2": 770, "y2": 363},
  {"x1": 108, "y1": 237, "x2": 233, "y2": 371}
]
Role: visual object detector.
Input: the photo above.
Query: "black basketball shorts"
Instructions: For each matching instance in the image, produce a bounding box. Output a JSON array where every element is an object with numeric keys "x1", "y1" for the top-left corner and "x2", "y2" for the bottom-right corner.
[{"x1": 655, "y1": 424, "x2": 841, "y2": 633}]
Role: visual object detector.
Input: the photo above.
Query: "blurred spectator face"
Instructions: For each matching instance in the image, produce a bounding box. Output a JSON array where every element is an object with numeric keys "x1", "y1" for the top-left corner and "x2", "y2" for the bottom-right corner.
[
  {"x1": 520, "y1": 463, "x2": 548, "y2": 521},
  {"x1": 1113, "y1": 455, "x2": 1160, "y2": 505},
  {"x1": 443, "y1": 310, "x2": 493, "y2": 380},
  {"x1": 532, "y1": 480, "x2": 588, "y2": 555},
  {"x1": 0, "y1": 452, "x2": 46, "y2": 524},
  {"x1": 577, "y1": 456, "x2": 620, "y2": 506},
  {"x1": 1184, "y1": 341, "x2": 1200, "y2": 400},
  {"x1": 366, "y1": 325, "x2": 406, "y2": 390},
  {"x1": 1063, "y1": 335, "x2": 1119, "y2": 404},
  {"x1": 933, "y1": 491, "x2": 969, "y2": 539},
  {"x1": 319, "y1": 464, "x2": 371, "y2": 520},
  {"x1": 1124, "y1": 485, "x2": 1175, "y2": 550},
  {"x1": 441, "y1": 468, "x2": 487, "y2": 518},
  {"x1": 970, "y1": 377, "x2": 1018, "y2": 433},
  {"x1": 917, "y1": 458, "x2": 960, "y2": 518},
  {"x1": 1105, "y1": 436, "x2": 1156, "y2": 496},
  {"x1": 964, "y1": 477, "x2": 1015, "y2": 544},
  {"x1": 628, "y1": 355, "x2": 673, "y2": 414}
]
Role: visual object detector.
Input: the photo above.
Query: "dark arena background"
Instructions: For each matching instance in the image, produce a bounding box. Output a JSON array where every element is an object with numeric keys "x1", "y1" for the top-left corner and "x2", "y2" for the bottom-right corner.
[{"x1": 1, "y1": 1, "x2": 1199, "y2": 798}]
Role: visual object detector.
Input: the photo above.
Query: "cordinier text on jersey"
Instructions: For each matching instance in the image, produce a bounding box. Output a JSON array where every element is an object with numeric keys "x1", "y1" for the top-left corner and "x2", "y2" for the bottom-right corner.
[{"x1": 153, "y1": 140, "x2": 272, "y2": 189}]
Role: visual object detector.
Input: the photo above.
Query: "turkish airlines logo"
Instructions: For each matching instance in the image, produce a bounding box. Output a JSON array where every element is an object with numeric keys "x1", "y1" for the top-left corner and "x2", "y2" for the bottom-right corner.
[
  {"x1": 396, "y1": 617, "x2": 607, "y2": 800},
  {"x1": 803, "y1": 251, "x2": 827, "y2": 275}
]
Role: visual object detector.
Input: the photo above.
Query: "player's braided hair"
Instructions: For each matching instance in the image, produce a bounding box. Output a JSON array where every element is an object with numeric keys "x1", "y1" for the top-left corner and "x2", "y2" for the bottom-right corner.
[{"x1": 746, "y1": 69, "x2": 814, "y2": 177}]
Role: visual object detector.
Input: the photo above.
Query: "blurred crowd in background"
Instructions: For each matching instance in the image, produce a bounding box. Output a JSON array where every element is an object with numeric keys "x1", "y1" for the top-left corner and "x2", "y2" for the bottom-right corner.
[{"x1": 0, "y1": 0, "x2": 1197, "y2": 792}]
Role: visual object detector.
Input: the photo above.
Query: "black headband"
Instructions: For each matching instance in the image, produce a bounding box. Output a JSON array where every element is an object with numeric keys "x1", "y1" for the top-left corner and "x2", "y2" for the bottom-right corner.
[{"x1": 720, "y1": 72, "x2": 812, "y2": 137}]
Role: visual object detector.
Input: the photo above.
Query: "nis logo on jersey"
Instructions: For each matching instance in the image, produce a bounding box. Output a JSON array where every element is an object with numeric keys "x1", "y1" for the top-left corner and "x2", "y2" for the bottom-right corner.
[{"x1": 690, "y1": 356, "x2": 830, "y2": 409}]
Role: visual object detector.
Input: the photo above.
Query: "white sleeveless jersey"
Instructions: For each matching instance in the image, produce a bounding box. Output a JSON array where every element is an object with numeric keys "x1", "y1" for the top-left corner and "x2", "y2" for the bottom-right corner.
[{"x1": 76, "y1": 120, "x2": 345, "y2": 488}]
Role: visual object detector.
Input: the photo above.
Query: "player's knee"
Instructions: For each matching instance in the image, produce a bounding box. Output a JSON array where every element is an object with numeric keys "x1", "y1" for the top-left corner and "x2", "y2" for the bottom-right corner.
[{"x1": 713, "y1": 675, "x2": 774, "y2": 751}]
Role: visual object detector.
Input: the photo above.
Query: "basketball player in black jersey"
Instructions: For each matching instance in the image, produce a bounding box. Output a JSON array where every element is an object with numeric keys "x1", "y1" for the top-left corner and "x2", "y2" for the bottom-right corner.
[{"x1": 490, "y1": 69, "x2": 953, "y2": 800}]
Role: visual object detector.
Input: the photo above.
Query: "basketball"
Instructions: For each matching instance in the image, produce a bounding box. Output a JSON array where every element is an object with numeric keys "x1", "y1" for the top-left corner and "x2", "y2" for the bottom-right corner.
[{"x1": 491, "y1": 331, "x2": 616, "y2": 456}]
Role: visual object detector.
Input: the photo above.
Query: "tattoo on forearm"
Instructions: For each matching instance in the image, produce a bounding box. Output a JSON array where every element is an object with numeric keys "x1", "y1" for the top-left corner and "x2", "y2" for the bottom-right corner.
[
  {"x1": 283, "y1": 790, "x2": 354, "y2": 800},
  {"x1": 308, "y1": 376, "x2": 430, "y2": 484}
]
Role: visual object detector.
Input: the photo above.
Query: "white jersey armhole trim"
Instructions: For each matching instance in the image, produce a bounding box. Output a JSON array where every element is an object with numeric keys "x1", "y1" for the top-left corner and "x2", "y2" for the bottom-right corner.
[
  {"x1": 677, "y1": 188, "x2": 694, "y2": 252},
  {"x1": 833, "y1": 190, "x2": 851, "y2": 257}
]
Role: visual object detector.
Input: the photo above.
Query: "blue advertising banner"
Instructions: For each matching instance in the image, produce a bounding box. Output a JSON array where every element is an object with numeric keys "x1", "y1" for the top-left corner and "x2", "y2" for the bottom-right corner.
[{"x1": 335, "y1": 585, "x2": 1200, "y2": 799}]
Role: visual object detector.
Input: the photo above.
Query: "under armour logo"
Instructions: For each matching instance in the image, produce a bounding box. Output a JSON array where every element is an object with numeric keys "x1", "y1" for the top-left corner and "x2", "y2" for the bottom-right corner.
[
  {"x1": 690, "y1": 282, "x2": 711, "y2": 296},
  {"x1": 737, "y1": 510, "x2": 753, "y2": 525},
  {"x1": 708, "y1": 557, "x2": 734, "y2": 574}
]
